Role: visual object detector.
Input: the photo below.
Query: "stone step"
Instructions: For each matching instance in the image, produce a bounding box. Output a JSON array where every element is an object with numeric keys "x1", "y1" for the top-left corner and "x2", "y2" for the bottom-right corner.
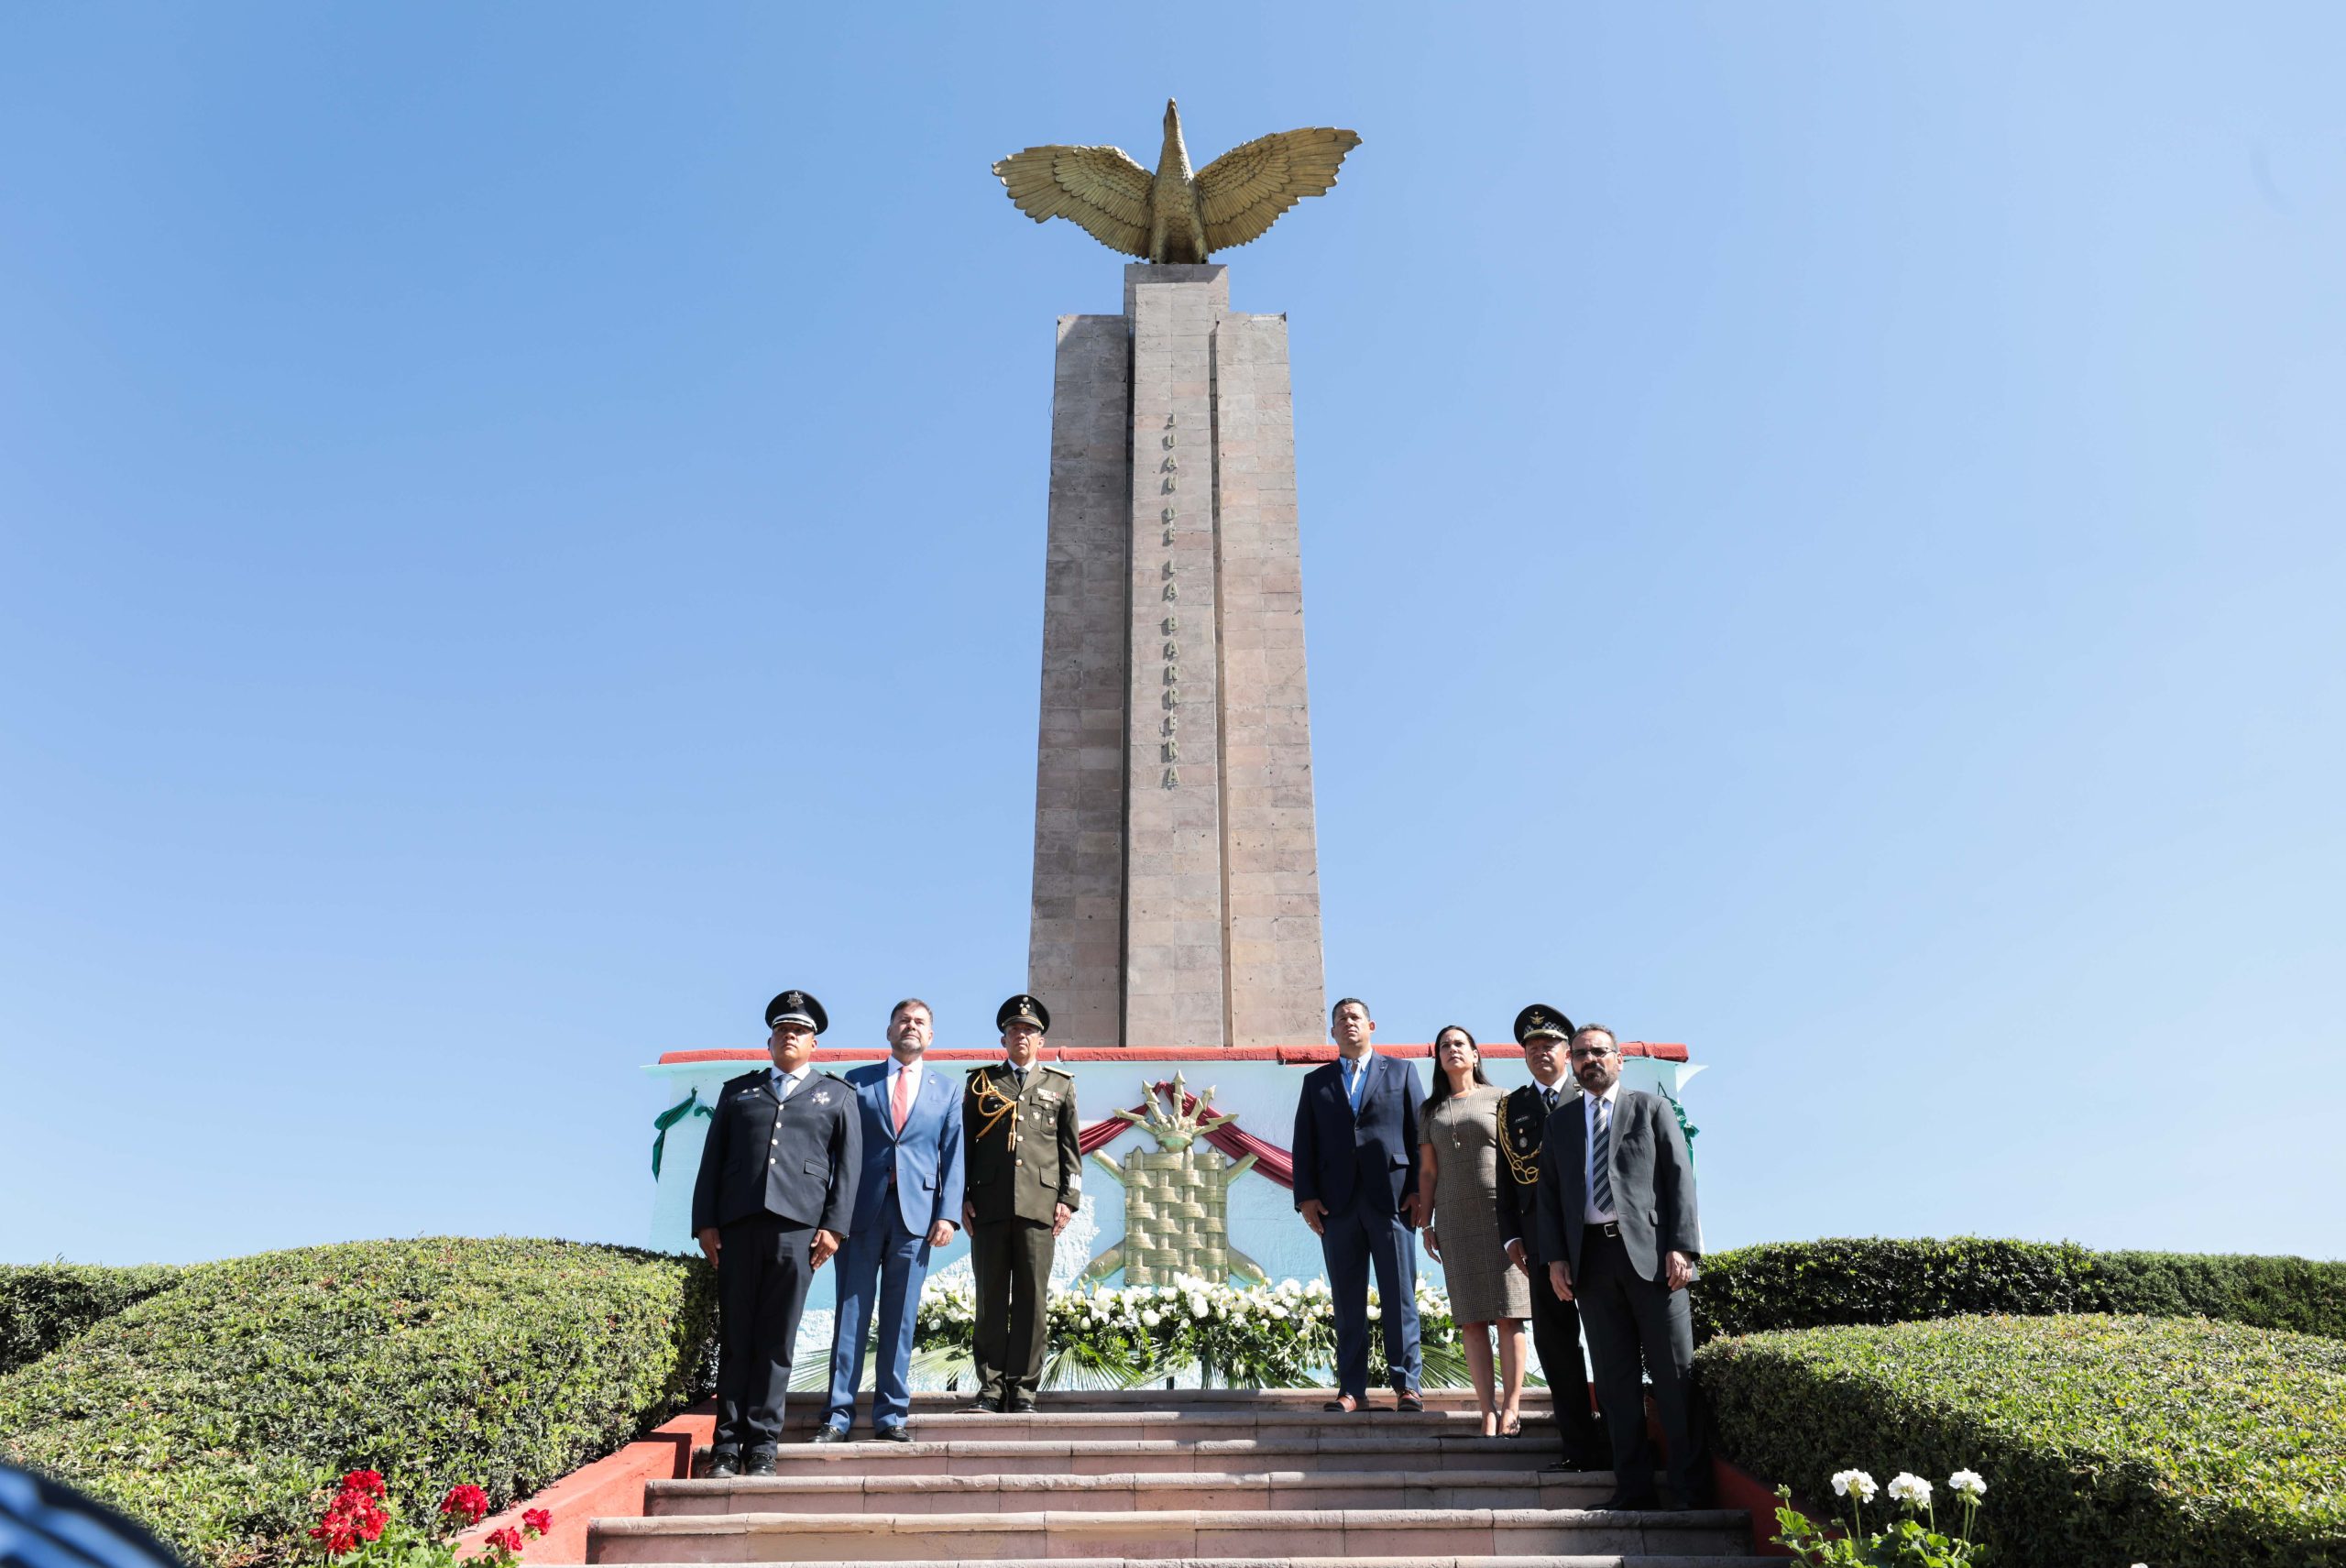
[
  {"x1": 759, "y1": 1407, "x2": 1553, "y2": 1444},
  {"x1": 584, "y1": 1561, "x2": 1770, "y2": 1568},
  {"x1": 586, "y1": 1507, "x2": 1753, "y2": 1563},
  {"x1": 715, "y1": 1433, "x2": 1572, "y2": 1477},
  {"x1": 778, "y1": 1387, "x2": 1563, "y2": 1420},
  {"x1": 648, "y1": 1467, "x2": 1621, "y2": 1516}
]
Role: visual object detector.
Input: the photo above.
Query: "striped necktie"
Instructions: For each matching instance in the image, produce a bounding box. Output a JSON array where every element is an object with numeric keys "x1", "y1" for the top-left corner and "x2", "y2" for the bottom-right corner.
[{"x1": 1590, "y1": 1097, "x2": 1615, "y2": 1215}]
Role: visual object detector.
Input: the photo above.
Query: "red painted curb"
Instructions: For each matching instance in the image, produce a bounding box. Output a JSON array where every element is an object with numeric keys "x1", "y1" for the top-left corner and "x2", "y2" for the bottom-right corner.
[{"x1": 456, "y1": 1406, "x2": 713, "y2": 1564}]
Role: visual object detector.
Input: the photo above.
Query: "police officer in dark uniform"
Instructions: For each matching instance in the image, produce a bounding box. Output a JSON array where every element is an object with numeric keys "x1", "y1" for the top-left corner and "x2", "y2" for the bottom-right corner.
[
  {"x1": 960, "y1": 993, "x2": 1080, "y2": 1412},
  {"x1": 691, "y1": 989, "x2": 861, "y2": 1475},
  {"x1": 1498, "y1": 1003, "x2": 1607, "y2": 1471}
]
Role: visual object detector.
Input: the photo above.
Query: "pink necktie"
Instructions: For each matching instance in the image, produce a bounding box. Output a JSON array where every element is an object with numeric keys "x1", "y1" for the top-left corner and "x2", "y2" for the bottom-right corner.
[{"x1": 891, "y1": 1068, "x2": 914, "y2": 1134}]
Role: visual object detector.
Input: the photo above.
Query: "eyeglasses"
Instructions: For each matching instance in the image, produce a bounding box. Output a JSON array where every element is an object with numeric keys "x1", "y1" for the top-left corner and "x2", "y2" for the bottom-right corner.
[{"x1": 1567, "y1": 1047, "x2": 1617, "y2": 1061}]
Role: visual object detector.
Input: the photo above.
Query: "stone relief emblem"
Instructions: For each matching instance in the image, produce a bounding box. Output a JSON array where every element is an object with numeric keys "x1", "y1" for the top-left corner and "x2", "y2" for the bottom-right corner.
[{"x1": 1080, "y1": 1074, "x2": 1269, "y2": 1288}]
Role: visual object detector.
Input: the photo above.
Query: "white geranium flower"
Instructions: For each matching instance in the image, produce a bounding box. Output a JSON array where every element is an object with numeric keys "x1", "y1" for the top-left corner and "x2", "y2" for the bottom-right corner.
[
  {"x1": 1887, "y1": 1474, "x2": 1931, "y2": 1506},
  {"x1": 1141, "y1": 1309, "x2": 1161, "y2": 1327},
  {"x1": 1830, "y1": 1470, "x2": 1879, "y2": 1502},
  {"x1": 1948, "y1": 1469, "x2": 1986, "y2": 1498}
]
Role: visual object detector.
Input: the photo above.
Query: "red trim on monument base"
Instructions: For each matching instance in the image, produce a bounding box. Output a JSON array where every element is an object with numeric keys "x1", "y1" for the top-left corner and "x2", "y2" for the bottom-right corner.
[{"x1": 656, "y1": 1040, "x2": 1691, "y2": 1066}]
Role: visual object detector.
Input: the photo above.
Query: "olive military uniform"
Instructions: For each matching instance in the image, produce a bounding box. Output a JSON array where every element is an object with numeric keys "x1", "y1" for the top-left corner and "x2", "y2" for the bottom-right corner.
[{"x1": 963, "y1": 1009, "x2": 1081, "y2": 1407}]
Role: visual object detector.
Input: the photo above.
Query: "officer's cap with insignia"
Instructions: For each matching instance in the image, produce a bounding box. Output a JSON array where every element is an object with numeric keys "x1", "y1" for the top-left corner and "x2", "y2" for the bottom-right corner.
[
  {"x1": 1513, "y1": 1003, "x2": 1575, "y2": 1045},
  {"x1": 996, "y1": 993, "x2": 1051, "y2": 1035},
  {"x1": 765, "y1": 989, "x2": 829, "y2": 1036}
]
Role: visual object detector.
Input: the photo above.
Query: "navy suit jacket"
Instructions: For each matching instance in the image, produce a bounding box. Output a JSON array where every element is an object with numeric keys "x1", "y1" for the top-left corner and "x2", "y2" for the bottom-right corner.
[
  {"x1": 690, "y1": 1068, "x2": 861, "y2": 1235},
  {"x1": 1290, "y1": 1051, "x2": 1425, "y2": 1221},
  {"x1": 841, "y1": 1059, "x2": 965, "y2": 1239}
]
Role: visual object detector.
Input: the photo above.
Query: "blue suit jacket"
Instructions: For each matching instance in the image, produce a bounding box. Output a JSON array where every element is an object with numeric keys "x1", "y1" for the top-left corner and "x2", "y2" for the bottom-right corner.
[
  {"x1": 1290, "y1": 1051, "x2": 1425, "y2": 1221},
  {"x1": 842, "y1": 1059, "x2": 965, "y2": 1238}
]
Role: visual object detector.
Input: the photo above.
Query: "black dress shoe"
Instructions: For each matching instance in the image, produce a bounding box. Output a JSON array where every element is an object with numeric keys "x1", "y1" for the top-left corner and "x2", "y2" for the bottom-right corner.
[
  {"x1": 875, "y1": 1423, "x2": 912, "y2": 1442},
  {"x1": 808, "y1": 1425, "x2": 847, "y2": 1443},
  {"x1": 970, "y1": 1392, "x2": 1003, "y2": 1412},
  {"x1": 706, "y1": 1449, "x2": 740, "y2": 1478},
  {"x1": 743, "y1": 1450, "x2": 778, "y2": 1477},
  {"x1": 1007, "y1": 1392, "x2": 1037, "y2": 1413},
  {"x1": 1394, "y1": 1390, "x2": 1425, "y2": 1413},
  {"x1": 1597, "y1": 1491, "x2": 1661, "y2": 1511}
]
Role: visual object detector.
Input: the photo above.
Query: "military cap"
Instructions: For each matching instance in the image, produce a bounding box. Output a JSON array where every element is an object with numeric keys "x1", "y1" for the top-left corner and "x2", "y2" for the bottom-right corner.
[
  {"x1": 1513, "y1": 1003, "x2": 1574, "y2": 1045},
  {"x1": 764, "y1": 989, "x2": 828, "y2": 1035},
  {"x1": 996, "y1": 993, "x2": 1051, "y2": 1034}
]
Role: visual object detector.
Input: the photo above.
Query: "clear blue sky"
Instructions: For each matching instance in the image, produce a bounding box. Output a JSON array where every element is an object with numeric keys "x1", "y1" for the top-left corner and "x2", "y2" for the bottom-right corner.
[{"x1": 4, "y1": 5, "x2": 2340, "y2": 1266}]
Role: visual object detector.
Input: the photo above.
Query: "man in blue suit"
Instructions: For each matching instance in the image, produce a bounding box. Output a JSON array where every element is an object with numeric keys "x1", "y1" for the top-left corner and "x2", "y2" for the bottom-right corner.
[
  {"x1": 815, "y1": 998, "x2": 966, "y2": 1442},
  {"x1": 1291, "y1": 996, "x2": 1425, "y2": 1412}
]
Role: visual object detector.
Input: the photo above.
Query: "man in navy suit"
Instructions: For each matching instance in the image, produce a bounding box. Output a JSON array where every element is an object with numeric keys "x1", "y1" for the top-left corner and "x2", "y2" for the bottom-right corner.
[
  {"x1": 814, "y1": 998, "x2": 966, "y2": 1442},
  {"x1": 1291, "y1": 996, "x2": 1425, "y2": 1411}
]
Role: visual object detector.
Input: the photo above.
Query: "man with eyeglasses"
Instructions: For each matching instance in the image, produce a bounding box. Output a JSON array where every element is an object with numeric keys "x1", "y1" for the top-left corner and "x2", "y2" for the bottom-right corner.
[
  {"x1": 1534, "y1": 1023, "x2": 1706, "y2": 1511},
  {"x1": 1495, "y1": 1004, "x2": 1607, "y2": 1471}
]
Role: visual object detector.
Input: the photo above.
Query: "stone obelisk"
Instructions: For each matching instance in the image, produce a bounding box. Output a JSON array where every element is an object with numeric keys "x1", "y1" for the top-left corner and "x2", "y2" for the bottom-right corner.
[{"x1": 1026, "y1": 265, "x2": 1327, "y2": 1049}]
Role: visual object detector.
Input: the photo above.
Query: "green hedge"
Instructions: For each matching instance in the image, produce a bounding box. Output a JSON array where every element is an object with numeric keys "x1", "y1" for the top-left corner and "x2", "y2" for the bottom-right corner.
[
  {"x1": 0, "y1": 1263, "x2": 186, "y2": 1376},
  {"x1": 1692, "y1": 1237, "x2": 2346, "y2": 1343},
  {"x1": 0, "y1": 1238, "x2": 716, "y2": 1568},
  {"x1": 1700, "y1": 1313, "x2": 2346, "y2": 1566}
]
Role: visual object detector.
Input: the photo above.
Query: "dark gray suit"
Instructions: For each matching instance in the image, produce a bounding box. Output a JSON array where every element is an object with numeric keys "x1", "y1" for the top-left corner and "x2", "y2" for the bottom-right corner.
[
  {"x1": 1535, "y1": 1087, "x2": 1705, "y2": 1506},
  {"x1": 691, "y1": 1067, "x2": 861, "y2": 1453}
]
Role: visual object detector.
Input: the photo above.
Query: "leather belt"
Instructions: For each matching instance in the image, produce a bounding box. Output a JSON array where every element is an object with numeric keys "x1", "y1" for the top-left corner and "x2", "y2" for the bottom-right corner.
[{"x1": 1593, "y1": 1221, "x2": 1622, "y2": 1240}]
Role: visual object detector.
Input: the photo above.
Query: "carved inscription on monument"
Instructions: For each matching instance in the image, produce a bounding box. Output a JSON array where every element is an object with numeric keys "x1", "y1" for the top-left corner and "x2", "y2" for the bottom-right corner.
[{"x1": 1160, "y1": 415, "x2": 1180, "y2": 787}]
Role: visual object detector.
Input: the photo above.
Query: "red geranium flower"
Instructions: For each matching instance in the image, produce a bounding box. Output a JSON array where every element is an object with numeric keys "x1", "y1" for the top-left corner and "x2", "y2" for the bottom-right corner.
[
  {"x1": 308, "y1": 1520, "x2": 357, "y2": 1556},
  {"x1": 484, "y1": 1527, "x2": 524, "y2": 1553},
  {"x1": 339, "y1": 1471, "x2": 387, "y2": 1499},
  {"x1": 441, "y1": 1485, "x2": 490, "y2": 1525},
  {"x1": 521, "y1": 1508, "x2": 552, "y2": 1536}
]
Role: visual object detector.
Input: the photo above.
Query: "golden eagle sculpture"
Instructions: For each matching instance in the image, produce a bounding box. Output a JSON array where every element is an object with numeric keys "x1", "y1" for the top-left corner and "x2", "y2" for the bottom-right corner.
[{"x1": 992, "y1": 100, "x2": 1361, "y2": 263}]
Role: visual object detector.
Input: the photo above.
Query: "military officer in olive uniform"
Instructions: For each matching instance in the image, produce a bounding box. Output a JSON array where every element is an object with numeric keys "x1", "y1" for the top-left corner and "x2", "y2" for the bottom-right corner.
[
  {"x1": 961, "y1": 994, "x2": 1080, "y2": 1411},
  {"x1": 691, "y1": 989, "x2": 861, "y2": 1475},
  {"x1": 1496, "y1": 1003, "x2": 1607, "y2": 1471}
]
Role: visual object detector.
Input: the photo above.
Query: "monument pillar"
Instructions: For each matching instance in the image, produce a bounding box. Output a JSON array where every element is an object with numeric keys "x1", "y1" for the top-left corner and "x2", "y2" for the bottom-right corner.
[{"x1": 1027, "y1": 265, "x2": 1328, "y2": 1048}]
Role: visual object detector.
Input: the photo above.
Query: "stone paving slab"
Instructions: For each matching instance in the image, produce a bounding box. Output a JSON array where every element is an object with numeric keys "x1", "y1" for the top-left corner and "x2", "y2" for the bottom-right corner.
[
  {"x1": 586, "y1": 1508, "x2": 1754, "y2": 1563},
  {"x1": 646, "y1": 1468, "x2": 1616, "y2": 1517}
]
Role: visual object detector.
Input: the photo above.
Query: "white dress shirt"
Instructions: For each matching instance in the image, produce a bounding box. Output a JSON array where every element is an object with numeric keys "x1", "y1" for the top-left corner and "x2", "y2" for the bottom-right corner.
[
  {"x1": 1584, "y1": 1081, "x2": 1620, "y2": 1224},
  {"x1": 888, "y1": 1058, "x2": 924, "y2": 1110}
]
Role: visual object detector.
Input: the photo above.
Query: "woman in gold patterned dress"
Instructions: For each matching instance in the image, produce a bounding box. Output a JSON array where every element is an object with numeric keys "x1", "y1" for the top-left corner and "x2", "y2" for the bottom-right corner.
[{"x1": 1415, "y1": 1025, "x2": 1532, "y2": 1437}]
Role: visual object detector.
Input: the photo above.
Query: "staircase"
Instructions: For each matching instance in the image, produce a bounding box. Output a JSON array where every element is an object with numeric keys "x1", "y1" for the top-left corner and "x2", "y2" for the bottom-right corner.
[{"x1": 584, "y1": 1388, "x2": 1769, "y2": 1566}]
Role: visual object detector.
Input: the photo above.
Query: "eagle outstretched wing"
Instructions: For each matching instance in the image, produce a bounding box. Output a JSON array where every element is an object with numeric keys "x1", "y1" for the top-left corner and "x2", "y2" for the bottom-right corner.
[
  {"x1": 1193, "y1": 126, "x2": 1362, "y2": 253},
  {"x1": 992, "y1": 143, "x2": 1156, "y2": 259}
]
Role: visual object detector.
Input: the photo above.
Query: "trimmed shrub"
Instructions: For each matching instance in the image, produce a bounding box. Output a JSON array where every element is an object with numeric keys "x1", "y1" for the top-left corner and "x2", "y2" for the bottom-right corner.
[
  {"x1": 1693, "y1": 1236, "x2": 2346, "y2": 1343},
  {"x1": 0, "y1": 1238, "x2": 715, "y2": 1568},
  {"x1": 1, "y1": 1263, "x2": 185, "y2": 1376},
  {"x1": 2093, "y1": 1248, "x2": 2346, "y2": 1339},
  {"x1": 1700, "y1": 1314, "x2": 2346, "y2": 1566}
]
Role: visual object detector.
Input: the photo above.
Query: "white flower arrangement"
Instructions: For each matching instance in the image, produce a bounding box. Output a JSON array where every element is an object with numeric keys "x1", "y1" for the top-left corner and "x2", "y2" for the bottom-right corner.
[{"x1": 908, "y1": 1274, "x2": 1458, "y2": 1387}]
